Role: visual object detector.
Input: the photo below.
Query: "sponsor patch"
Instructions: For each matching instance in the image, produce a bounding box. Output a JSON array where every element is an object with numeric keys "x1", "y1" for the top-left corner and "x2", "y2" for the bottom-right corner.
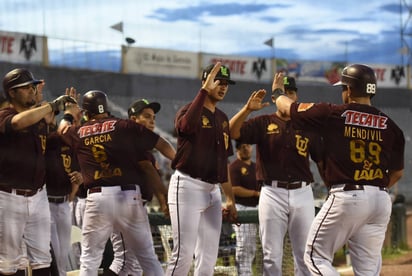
[{"x1": 297, "y1": 103, "x2": 314, "y2": 112}]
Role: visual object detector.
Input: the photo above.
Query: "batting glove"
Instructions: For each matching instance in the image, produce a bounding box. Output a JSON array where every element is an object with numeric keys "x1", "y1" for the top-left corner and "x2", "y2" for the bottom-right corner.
[{"x1": 49, "y1": 95, "x2": 77, "y2": 114}]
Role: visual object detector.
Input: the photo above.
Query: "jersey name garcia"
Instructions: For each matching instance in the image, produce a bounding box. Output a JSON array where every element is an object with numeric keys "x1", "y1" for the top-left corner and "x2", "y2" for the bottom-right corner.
[{"x1": 63, "y1": 118, "x2": 159, "y2": 188}]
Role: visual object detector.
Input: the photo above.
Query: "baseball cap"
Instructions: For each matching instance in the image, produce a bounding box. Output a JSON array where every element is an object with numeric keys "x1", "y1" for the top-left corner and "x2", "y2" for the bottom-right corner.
[
  {"x1": 128, "y1": 99, "x2": 161, "y2": 117},
  {"x1": 201, "y1": 64, "x2": 236, "y2": 85},
  {"x1": 3, "y1": 68, "x2": 42, "y2": 93},
  {"x1": 283, "y1": 76, "x2": 297, "y2": 91}
]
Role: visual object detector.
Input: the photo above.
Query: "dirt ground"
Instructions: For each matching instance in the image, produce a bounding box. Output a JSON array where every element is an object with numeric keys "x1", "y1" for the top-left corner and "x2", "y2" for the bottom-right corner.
[{"x1": 339, "y1": 206, "x2": 412, "y2": 276}]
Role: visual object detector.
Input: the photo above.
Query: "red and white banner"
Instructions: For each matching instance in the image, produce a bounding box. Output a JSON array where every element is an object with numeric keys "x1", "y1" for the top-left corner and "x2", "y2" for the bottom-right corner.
[
  {"x1": 202, "y1": 54, "x2": 273, "y2": 83},
  {"x1": 0, "y1": 31, "x2": 46, "y2": 64},
  {"x1": 276, "y1": 59, "x2": 408, "y2": 88}
]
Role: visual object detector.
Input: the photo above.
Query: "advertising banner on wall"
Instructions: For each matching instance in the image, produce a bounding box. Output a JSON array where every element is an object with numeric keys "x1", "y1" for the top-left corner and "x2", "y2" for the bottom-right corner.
[
  {"x1": 0, "y1": 31, "x2": 46, "y2": 64},
  {"x1": 202, "y1": 54, "x2": 273, "y2": 83},
  {"x1": 122, "y1": 46, "x2": 199, "y2": 78},
  {"x1": 276, "y1": 59, "x2": 408, "y2": 88}
]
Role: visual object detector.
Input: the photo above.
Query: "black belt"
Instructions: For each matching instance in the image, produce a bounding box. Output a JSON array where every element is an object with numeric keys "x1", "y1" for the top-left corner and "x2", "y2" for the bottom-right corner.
[
  {"x1": 0, "y1": 186, "x2": 43, "y2": 197},
  {"x1": 88, "y1": 184, "x2": 137, "y2": 194},
  {"x1": 262, "y1": 180, "x2": 309, "y2": 190},
  {"x1": 331, "y1": 184, "x2": 388, "y2": 192},
  {"x1": 48, "y1": 195, "x2": 68, "y2": 204},
  {"x1": 195, "y1": 178, "x2": 218, "y2": 184}
]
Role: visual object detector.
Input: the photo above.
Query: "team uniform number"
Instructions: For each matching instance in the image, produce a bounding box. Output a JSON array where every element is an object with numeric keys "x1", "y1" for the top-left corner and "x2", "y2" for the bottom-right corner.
[
  {"x1": 349, "y1": 139, "x2": 383, "y2": 181},
  {"x1": 91, "y1": 144, "x2": 122, "y2": 179}
]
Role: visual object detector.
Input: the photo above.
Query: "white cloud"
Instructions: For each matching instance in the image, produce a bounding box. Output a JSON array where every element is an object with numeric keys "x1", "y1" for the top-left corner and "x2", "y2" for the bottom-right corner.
[{"x1": 0, "y1": 0, "x2": 407, "y2": 64}]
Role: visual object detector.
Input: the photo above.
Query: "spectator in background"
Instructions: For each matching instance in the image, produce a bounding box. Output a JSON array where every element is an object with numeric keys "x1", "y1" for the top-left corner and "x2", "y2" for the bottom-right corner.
[{"x1": 229, "y1": 141, "x2": 260, "y2": 276}]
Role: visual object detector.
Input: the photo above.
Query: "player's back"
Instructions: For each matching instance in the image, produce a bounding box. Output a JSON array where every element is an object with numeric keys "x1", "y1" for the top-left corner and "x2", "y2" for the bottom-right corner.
[{"x1": 321, "y1": 103, "x2": 404, "y2": 187}]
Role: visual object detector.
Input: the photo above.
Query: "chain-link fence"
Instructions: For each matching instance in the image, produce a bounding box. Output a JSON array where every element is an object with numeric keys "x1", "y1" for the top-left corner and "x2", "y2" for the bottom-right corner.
[{"x1": 148, "y1": 210, "x2": 295, "y2": 275}]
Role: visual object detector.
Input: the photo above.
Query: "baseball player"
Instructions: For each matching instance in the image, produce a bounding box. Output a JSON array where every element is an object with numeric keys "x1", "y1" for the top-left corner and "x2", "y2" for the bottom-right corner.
[
  {"x1": 0, "y1": 68, "x2": 76, "y2": 276},
  {"x1": 229, "y1": 141, "x2": 260, "y2": 276},
  {"x1": 45, "y1": 88, "x2": 84, "y2": 276},
  {"x1": 166, "y1": 62, "x2": 238, "y2": 275},
  {"x1": 272, "y1": 64, "x2": 405, "y2": 275},
  {"x1": 230, "y1": 76, "x2": 323, "y2": 275},
  {"x1": 109, "y1": 98, "x2": 163, "y2": 276},
  {"x1": 59, "y1": 90, "x2": 175, "y2": 276}
]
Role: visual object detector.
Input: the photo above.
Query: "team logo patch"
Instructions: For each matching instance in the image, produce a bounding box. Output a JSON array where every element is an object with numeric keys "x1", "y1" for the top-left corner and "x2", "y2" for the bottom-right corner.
[
  {"x1": 201, "y1": 116, "x2": 212, "y2": 128},
  {"x1": 241, "y1": 167, "x2": 249, "y2": 176},
  {"x1": 267, "y1": 123, "x2": 279, "y2": 134},
  {"x1": 297, "y1": 103, "x2": 314, "y2": 112}
]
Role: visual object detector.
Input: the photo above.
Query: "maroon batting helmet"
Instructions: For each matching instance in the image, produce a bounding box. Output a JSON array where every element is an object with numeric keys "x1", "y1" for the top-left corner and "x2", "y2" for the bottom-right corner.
[
  {"x1": 82, "y1": 90, "x2": 109, "y2": 116},
  {"x1": 334, "y1": 64, "x2": 377, "y2": 98}
]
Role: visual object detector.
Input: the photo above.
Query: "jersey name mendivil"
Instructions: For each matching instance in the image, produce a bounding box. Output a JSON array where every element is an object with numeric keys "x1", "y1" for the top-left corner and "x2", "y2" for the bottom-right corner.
[{"x1": 290, "y1": 102, "x2": 405, "y2": 187}]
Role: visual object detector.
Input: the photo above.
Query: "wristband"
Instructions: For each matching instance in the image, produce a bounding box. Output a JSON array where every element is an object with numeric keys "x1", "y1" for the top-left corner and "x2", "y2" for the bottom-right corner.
[{"x1": 272, "y1": 88, "x2": 285, "y2": 101}]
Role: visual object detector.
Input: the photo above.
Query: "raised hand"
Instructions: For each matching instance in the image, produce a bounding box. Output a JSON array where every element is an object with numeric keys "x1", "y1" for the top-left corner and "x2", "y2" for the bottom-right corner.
[
  {"x1": 246, "y1": 89, "x2": 270, "y2": 112},
  {"x1": 65, "y1": 87, "x2": 80, "y2": 102},
  {"x1": 271, "y1": 72, "x2": 285, "y2": 93},
  {"x1": 201, "y1": 62, "x2": 222, "y2": 93}
]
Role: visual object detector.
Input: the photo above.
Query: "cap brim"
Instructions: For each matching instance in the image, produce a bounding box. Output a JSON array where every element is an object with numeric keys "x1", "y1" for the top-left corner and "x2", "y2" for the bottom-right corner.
[
  {"x1": 10, "y1": 79, "x2": 42, "y2": 89},
  {"x1": 148, "y1": 102, "x2": 161, "y2": 113},
  {"x1": 216, "y1": 78, "x2": 236, "y2": 85}
]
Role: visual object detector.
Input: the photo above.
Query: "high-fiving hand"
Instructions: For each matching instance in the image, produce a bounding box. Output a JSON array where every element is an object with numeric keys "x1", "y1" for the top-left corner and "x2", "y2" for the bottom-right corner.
[{"x1": 246, "y1": 89, "x2": 270, "y2": 112}]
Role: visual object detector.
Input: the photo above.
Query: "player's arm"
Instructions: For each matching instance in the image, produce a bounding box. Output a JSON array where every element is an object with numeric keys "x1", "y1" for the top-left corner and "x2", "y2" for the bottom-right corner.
[
  {"x1": 232, "y1": 186, "x2": 260, "y2": 198},
  {"x1": 154, "y1": 136, "x2": 176, "y2": 161},
  {"x1": 387, "y1": 169, "x2": 403, "y2": 189},
  {"x1": 68, "y1": 171, "x2": 83, "y2": 201},
  {"x1": 221, "y1": 164, "x2": 238, "y2": 222},
  {"x1": 229, "y1": 89, "x2": 268, "y2": 139},
  {"x1": 10, "y1": 103, "x2": 54, "y2": 130},
  {"x1": 272, "y1": 72, "x2": 294, "y2": 117},
  {"x1": 137, "y1": 159, "x2": 169, "y2": 216},
  {"x1": 11, "y1": 95, "x2": 76, "y2": 130}
]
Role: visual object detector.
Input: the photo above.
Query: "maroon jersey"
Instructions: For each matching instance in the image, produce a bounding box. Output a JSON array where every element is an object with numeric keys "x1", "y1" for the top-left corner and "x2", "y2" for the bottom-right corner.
[
  {"x1": 229, "y1": 158, "x2": 259, "y2": 207},
  {"x1": 172, "y1": 89, "x2": 233, "y2": 184},
  {"x1": 290, "y1": 102, "x2": 405, "y2": 187},
  {"x1": 239, "y1": 113, "x2": 322, "y2": 182},
  {"x1": 45, "y1": 130, "x2": 79, "y2": 196},
  {"x1": 61, "y1": 117, "x2": 160, "y2": 188},
  {"x1": 0, "y1": 107, "x2": 48, "y2": 189}
]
